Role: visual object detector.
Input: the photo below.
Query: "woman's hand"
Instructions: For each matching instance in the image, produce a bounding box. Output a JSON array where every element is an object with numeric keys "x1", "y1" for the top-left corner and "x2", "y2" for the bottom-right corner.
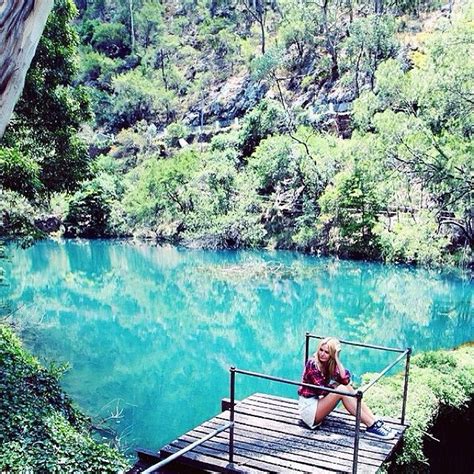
[{"x1": 335, "y1": 342, "x2": 342, "y2": 360}]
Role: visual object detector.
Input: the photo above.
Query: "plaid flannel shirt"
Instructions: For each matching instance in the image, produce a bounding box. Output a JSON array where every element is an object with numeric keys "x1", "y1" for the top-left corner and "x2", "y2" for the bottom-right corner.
[{"x1": 298, "y1": 357, "x2": 351, "y2": 398}]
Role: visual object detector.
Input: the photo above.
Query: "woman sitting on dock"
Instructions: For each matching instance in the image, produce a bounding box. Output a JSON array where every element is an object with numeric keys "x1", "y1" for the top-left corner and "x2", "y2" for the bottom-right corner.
[{"x1": 298, "y1": 337, "x2": 395, "y2": 440}]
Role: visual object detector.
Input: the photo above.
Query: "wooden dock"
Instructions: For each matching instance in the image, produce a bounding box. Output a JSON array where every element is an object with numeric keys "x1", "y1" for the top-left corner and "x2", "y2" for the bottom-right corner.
[{"x1": 135, "y1": 392, "x2": 408, "y2": 473}]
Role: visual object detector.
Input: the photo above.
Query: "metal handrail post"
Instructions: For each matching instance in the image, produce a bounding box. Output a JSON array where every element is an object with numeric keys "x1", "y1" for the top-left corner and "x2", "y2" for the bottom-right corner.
[
  {"x1": 229, "y1": 366, "x2": 236, "y2": 465},
  {"x1": 352, "y1": 390, "x2": 363, "y2": 474},
  {"x1": 401, "y1": 348, "x2": 412, "y2": 424},
  {"x1": 305, "y1": 331, "x2": 310, "y2": 364}
]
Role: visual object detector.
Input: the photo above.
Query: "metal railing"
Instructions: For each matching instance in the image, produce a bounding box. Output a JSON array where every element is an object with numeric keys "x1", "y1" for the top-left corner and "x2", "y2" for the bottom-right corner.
[
  {"x1": 227, "y1": 333, "x2": 411, "y2": 474},
  {"x1": 142, "y1": 421, "x2": 234, "y2": 473},
  {"x1": 143, "y1": 333, "x2": 411, "y2": 473}
]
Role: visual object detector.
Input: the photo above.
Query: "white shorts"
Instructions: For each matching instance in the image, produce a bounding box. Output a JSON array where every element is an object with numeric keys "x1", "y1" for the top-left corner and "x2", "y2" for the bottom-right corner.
[{"x1": 298, "y1": 396, "x2": 321, "y2": 429}]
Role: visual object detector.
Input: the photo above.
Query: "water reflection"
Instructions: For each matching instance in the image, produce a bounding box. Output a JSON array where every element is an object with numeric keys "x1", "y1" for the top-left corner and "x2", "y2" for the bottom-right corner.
[{"x1": 1, "y1": 240, "x2": 472, "y2": 453}]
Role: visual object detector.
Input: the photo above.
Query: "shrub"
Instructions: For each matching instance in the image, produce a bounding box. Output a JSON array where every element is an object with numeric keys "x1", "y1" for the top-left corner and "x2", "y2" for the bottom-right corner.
[
  {"x1": 238, "y1": 100, "x2": 287, "y2": 158},
  {"x1": 0, "y1": 147, "x2": 42, "y2": 198},
  {"x1": 363, "y1": 345, "x2": 474, "y2": 470},
  {"x1": 78, "y1": 50, "x2": 121, "y2": 87},
  {"x1": 164, "y1": 121, "x2": 191, "y2": 148},
  {"x1": 0, "y1": 190, "x2": 44, "y2": 245},
  {"x1": 64, "y1": 174, "x2": 118, "y2": 237},
  {"x1": 0, "y1": 324, "x2": 129, "y2": 472},
  {"x1": 90, "y1": 22, "x2": 131, "y2": 58},
  {"x1": 374, "y1": 211, "x2": 450, "y2": 266}
]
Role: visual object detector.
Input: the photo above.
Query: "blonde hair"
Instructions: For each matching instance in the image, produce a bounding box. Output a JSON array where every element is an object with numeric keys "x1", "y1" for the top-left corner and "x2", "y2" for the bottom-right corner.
[{"x1": 315, "y1": 337, "x2": 341, "y2": 379}]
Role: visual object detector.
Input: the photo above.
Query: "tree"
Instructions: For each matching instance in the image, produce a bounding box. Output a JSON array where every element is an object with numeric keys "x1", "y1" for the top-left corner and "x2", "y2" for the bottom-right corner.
[
  {"x1": 319, "y1": 155, "x2": 384, "y2": 258},
  {"x1": 2, "y1": 0, "x2": 92, "y2": 194},
  {"x1": 240, "y1": 0, "x2": 269, "y2": 54},
  {"x1": 353, "y1": 5, "x2": 474, "y2": 251},
  {"x1": 342, "y1": 15, "x2": 398, "y2": 94},
  {"x1": 0, "y1": 0, "x2": 54, "y2": 138},
  {"x1": 135, "y1": 0, "x2": 164, "y2": 49}
]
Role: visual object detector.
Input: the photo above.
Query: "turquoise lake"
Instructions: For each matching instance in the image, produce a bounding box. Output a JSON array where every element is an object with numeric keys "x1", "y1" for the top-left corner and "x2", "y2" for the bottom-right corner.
[{"x1": 1, "y1": 240, "x2": 472, "y2": 454}]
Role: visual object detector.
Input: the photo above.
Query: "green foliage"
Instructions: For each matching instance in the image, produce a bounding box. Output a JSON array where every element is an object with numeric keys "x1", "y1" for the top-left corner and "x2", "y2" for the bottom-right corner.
[
  {"x1": 91, "y1": 22, "x2": 131, "y2": 57},
  {"x1": 374, "y1": 212, "x2": 450, "y2": 265},
  {"x1": 238, "y1": 100, "x2": 287, "y2": 158},
  {"x1": 318, "y1": 136, "x2": 386, "y2": 258},
  {"x1": 341, "y1": 15, "x2": 398, "y2": 92},
  {"x1": 111, "y1": 69, "x2": 177, "y2": 130},
  {"x1": 0, "y1": 191, "x2": 44, "y2": 245},
  {"x1": 164, "y1": 121, "x2": 191, "y2": 148},
  {"x1": 351, "y1": 6, "x2": 474, "y2": 256},
  {"x1": 124, "y1": 150, "x2": 200, "y2": 229},
  {"x1": 251, "y1": 46, "x2": 285, "y2": 82},
  {"x1": 78, "y1": 50, "x2": 122, "y2": 87},
  {"x1": 1, "y1": 0, "x2": 92, "y2": 194},
  {"x1": 0, "y1": 323, "x2": 128, "y2": 472},
  {"x1": 64, "y1": 174, "x2": 119, "y2": 237},
  {"x1": 0, "y1": 148, "x2": 42, "y2": 199},
  {"x1": 135, "y1": 0, "x2": 164, "y2": 48},
  {"x1": 364, "y1": 345, "x2": 474, "y2": 470}
]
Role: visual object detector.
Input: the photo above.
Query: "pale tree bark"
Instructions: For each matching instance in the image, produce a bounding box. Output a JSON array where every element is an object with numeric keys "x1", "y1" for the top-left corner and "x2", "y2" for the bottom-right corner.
[{"x1": 0, "y1": 0, "x2": 54, "y2": 139}]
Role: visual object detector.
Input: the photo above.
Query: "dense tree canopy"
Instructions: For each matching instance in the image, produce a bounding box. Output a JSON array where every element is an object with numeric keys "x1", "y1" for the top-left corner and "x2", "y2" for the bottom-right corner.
[{"x1": 1, "y1": 0, "x2": 471, "y2": 266}]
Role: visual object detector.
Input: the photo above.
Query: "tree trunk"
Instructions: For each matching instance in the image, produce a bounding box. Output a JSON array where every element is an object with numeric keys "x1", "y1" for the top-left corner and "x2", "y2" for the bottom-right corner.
[
  {"x1": 374, "y1": 0, "x2": 383, "y2": 14},
  {"x1": 0, "y1": 0, "x2": 54, "y2": 139},
  {"x1": 259, "y1": 17, "x2": 266, "y2": 54}
]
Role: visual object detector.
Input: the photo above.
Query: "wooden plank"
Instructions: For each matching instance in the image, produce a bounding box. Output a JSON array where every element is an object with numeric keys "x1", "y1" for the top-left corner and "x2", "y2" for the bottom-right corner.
[
  {"x1": 179, "y1": 433, "x2": 353, "y2": 472},
  {"x1": 206, "y1": 416, "x2": 389, "y2": 467},
  {"x1": 163, "y1": 438, "x2": 331, "y2": 473},
  {"x1": 231, "y1": 404, "x2": 399, "y2": 450},
  {"x1": 155, "y1": 392, "x2": 407, "y2": 474},
  {"x1": 189, "y1": 426, "x2": 373, "y2": 472},
  {"x1": 239, "y1": 399, "x2": 405, "y2": 441},
  {"x1": 196, "y1": 419, "x2": 384, "y2": 465},
  {"x1": 236, "y1": 398, "x2": 406, "y2": 439},
  {"x1": 181, "y1": 430, "x2": 358, "y2": 472},
  {"x1": 160, "y1": 444, "x2": 263, "y2": 473},
  {"x1": 215, "y1": 411, "x2": 397, "y2": 455}
]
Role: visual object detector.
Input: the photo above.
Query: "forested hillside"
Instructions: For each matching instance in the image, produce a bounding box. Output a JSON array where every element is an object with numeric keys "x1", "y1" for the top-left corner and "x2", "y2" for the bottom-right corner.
[{"x1": 0, "y1": 0, "x2": 472, "y2": 266}]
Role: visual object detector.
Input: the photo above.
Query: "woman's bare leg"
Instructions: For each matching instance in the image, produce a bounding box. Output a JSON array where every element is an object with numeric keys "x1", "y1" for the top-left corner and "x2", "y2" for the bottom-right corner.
[
  {"x1": 335, "y1": 384, "x2": 376, "y2": 423},
  {"x1": 315, "y1": 384, "x2": 376, "y2": 426}
]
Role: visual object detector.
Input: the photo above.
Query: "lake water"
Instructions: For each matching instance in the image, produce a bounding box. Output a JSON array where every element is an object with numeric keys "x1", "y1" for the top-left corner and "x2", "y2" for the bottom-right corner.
[{"x1": 1, "y1": 240, "x2": 472, "y2": 454}]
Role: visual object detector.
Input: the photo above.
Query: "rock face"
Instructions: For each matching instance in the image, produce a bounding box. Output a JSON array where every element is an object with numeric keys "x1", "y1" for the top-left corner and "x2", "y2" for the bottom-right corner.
[
  {"x1": 0, "y1": 0, "x2": 54, "y2": 138},
  {"x1": 186, "y1": 73, "x2": 268, "y2": 127}
]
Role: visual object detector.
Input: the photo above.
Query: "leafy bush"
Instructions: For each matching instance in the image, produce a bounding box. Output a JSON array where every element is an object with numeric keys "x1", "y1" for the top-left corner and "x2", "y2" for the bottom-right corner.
[
  {"x1": 111, "y1": 69, "x2": 177, "y2": 130},
  {"x1": 0, "y1": 323, "x2": 128, "y2": 472},
  {"x1": 364, "y1": 345, "x2": 474, "y2": 470},
  {"x1": 164, "y1": 121, "x2": 191, "y2": 148},
  {"x1": 0, "y1": 148, "x2": 42, "y2": 198},
  {"x1": 318, "y1": 153, "x2": 385, "y2": 259},
  {"x1": 238, "y1": 100, "x2": 287, "y2": 158},
  {"x1": 123, "y1": 150, "x2": 200, "y2": 230},
  {"x1": 374, "y1": 212, "x2": 450, "y2": 265},
  {"x1": 90, "y1": 22, "x2": 131, "y2": 58},
  {"x1": 341, "y1": 15, "x2": 398, "y2": 92},
  {"x1": 64, "y1": 174, "x2": 118, "y2": 237},
  {"x1": 0, "y1": 190, "x2": 44, "y2": 245},
  {"x1": 78, "y1": 50, "x2": 121, "y2": 87}
]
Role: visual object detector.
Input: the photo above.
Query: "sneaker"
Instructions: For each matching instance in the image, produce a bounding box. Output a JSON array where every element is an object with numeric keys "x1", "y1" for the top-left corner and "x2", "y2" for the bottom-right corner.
[{"x1": 365, "y1": 420, "x2": 395, "y2": 440}]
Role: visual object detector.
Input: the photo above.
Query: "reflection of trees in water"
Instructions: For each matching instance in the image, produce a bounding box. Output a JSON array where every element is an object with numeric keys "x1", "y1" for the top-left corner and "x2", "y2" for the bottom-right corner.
[{"x1": 1, "y1": 240, "x2": 472, "y2": 450}]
